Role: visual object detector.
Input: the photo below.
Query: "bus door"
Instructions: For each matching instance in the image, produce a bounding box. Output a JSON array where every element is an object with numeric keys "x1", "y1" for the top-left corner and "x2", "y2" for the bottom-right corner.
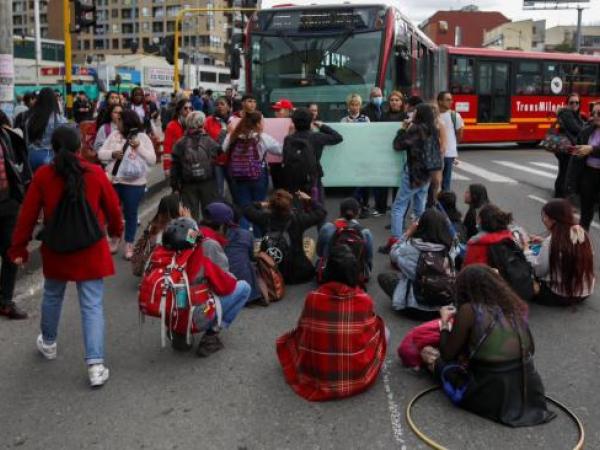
[{"x1": 477, "y1": 61, "x2": 510, "y2": 123}]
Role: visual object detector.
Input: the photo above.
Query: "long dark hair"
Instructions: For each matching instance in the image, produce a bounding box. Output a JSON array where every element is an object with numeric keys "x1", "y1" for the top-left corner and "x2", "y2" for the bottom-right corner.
[
  {"x1": 174, "y1": 99, "x2": 190, "y2": 121},
  {"x1": 27, "y1": 87, "x2": 60, "y2": 142},
  {"x1": 467, "y1": 184, "x2": 489, "y2": 208},
  {"x1": 228, "y1": 111, "x2": 262, "y2": 149},
  {"x1": 120, "y1": 110, "x2": 142, "y2": 138},
  {"x1": 543, "y1": 199, "x2": 594, "y2": 297},
  {"x1": 413, "y1": 208, "x2": 453, "y2": 250},
  {"x1": 149, "y1": 193, "x2": 181, "y2": 235},
  {"x1": 456, "y1": 264, "x2": 528, "y2": 321},
  {"x1": 99, "y1": 103, "x2": 122, "y2": 127},
  {"x1": 51, "y1": 127, "x2": 84, "y2": 196},
  {"x1": 479, "y1": 204, "x2": 512, "y2": 233},
  {"x1": 412, "y1": 103, "x2": 436, "y2": 138},
  {"x1": 437, "y1": 191, "x2": 462, "y2": 222},
  {"x1": 324, "y1": 244, "x2": 359, "y2": 287}
]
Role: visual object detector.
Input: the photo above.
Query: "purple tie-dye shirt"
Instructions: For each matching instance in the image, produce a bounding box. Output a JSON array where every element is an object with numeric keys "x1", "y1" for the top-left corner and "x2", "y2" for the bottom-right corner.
[{"x1": 586, "y1": 129, "x2": 600, "y2": 169}]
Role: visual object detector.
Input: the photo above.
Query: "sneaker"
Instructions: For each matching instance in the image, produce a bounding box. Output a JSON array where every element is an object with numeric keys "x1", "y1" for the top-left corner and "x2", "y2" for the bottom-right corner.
[
  {"x1": 123, "y1": 243, "x2": 134, "y2": 261},
  {"x1": 88, "y1": 364, "x2": 110, "y2": 387},
  {"x1": 377, "y1": 273, "x2": 401, "y2": 299},
  {"x1": 0, "y1": 304, "x2": 28, "y2": 320},
  {"x1": 36, "y1": 334, "x2": 57, "y2": 360},
  {"x1": 196, "y1": 333, "x2": 224, "y2": 358},
  {"x1": 371, "y1": 210, "x2": 383, "y2": 217}
]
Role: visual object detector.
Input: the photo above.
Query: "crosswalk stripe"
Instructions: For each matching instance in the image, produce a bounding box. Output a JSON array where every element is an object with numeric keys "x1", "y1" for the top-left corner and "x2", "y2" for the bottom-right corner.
[
  {"x1": 527, "y1": 195, "x2": 600, "y2": 230},
  {"x1": 455, "y1": 161, "x2": 517, "y2": 184},
  {"x1": 452, "y1": 173, "x2": 471, "y2": 181},
  {"x1": 493, "y1": 161, "x2": 556, "y2": 179},
  {"x1": 531, "y1": 162, "x2": 558, "y2": 171}
]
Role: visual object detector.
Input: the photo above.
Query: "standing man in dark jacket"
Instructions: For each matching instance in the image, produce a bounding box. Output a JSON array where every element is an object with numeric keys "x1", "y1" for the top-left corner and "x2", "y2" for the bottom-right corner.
[
  {"x1": 73, "y1": 92, "x2": 93, "y2": 124},
  {"x1": 287, "y1": 108, "x2": 343, "y2": 203},
  {"x1": 0, "y1": 114, "x2": 32, "y2": 319},
  {"x1": 556, "y1": 94, "x2": 586, "y2": 198}
]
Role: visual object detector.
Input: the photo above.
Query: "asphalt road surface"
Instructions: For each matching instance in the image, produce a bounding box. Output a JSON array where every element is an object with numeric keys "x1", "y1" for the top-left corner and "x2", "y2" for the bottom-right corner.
[{"x1": 1, "y1": 147, "x2": 598, "y2": 450}]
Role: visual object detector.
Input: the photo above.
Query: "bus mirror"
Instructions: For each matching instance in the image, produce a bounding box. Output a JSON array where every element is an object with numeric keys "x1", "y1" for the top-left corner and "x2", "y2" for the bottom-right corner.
[{"x1": 230, "y1": 47, "x2": 241, "y2": 80}]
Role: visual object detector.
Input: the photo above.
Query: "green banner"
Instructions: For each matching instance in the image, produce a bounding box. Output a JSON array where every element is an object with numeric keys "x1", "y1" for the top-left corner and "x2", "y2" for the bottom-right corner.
[{"x1": 320, "y1": 122, "x2": 406, "y2": 187}]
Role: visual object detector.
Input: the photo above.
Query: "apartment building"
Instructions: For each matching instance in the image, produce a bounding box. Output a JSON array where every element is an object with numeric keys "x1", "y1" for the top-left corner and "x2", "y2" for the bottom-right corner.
[
  {"x1": 483, "y1": 20, "x2": 546, "y2": 52},
  {"x1": 12, "y1": 0, "x2": 63, "y2": 40}
]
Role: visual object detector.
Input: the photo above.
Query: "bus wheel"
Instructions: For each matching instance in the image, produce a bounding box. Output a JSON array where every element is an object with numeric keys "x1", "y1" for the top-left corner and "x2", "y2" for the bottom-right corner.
[{"x1": 517, "y1": 141, "x2": 541, "y2": 148}]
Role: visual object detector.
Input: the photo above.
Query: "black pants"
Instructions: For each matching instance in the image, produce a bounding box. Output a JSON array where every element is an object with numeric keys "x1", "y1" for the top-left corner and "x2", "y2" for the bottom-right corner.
[
  {"x1": 180, "y1": 180, "x2": 220, "y2": 222},
  {"x1": 554, "y1": 153, "x2": 572, "y2": 198},
  {"x1": 0, "y1": 212, "x2": 18, "y2": 308},
  {"x1": 269, "y1": 163, "x2": 284, "y2": 190},
  {"x1": 533, "y1": 281, "x2": 587, "y2": 307},
  {"x1": 579, "y1": 165, "x2": 600, "y2": 230},
  {"x1": 373, "y1": 187, "x2": 389, "y2": 213}
]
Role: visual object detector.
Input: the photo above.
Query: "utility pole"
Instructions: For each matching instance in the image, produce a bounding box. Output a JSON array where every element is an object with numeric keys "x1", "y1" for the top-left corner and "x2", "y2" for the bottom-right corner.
[
  {"x1": 34, "y1": 0, "x2": 42, "y2": 87},
  {"x1": 576, "y1": 6, "x2": 583, "y2": 53},
  {"x1": 63, "y1": 0, "x2": 73, "y2": 119},
  {"x1": 0, "y1": 0, "x2": 15, "y2": 118}
]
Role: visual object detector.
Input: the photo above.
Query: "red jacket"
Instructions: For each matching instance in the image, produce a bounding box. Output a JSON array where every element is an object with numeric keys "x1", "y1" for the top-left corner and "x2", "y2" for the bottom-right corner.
[
  {"x1": 276, "y1": 282, "x2": 386, "y2": 401},
  {"x1": 9, "y1": 159, "x2": 124, "y2": 281},
  {"x1": 463, "y1": 230, "x2": 514, "y2": 267},
  {"x1": 204, "y1": 115, "x2": 229, "y2": 166},
  {"x1": 163, "y1": 119, "x2": 184, "y2": 172}
]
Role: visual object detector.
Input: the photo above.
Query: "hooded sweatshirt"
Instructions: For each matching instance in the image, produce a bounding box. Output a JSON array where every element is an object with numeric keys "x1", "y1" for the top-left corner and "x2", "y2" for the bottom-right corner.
[{"x1": 463, "y1": 229, "x2": 514, "y2": 267}]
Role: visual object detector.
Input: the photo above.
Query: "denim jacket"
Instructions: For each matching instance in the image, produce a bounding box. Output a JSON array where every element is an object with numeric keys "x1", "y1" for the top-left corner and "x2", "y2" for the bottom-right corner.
[{"x1": 26, "y1": 114, "x2": 68, "y2": 152}]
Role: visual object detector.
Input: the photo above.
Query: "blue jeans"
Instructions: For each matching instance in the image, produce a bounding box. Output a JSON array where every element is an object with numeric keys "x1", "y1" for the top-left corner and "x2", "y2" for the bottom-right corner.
[
  {"x1": 216, "y1": 280, "x2": 251, "y2": 328},
  {"x1": 317, "y1": 222, "x2": 374, "y2": 269},
  {"x1": 231, "y1": 167, "x2": 268, "y2": 237},
  {"x1": 391, "y1": 170, "x2": 430, "y2": 238},
  {"x1": 442, "y1": 157, "x2": 455, "y2": 192},
  {"x1": 41, "y1": 278, "x2": 105, "y2": 364},
  {"x1": 29, "y1": 148, "x2": 54, "y2": 173},
  {"x1": 214, "y1": 165, "x2": 229, "y2": 200},
  {"x1": 114, "y1": 184, "x2": 146, "y2": 243}
]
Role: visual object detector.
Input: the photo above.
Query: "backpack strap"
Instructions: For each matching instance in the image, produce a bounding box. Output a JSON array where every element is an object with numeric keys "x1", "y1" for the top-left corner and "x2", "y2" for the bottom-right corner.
[
  {"x1": 450, "y1": 111, "x2": 458, "y2": 137},
  {"x1": 467, "y1": 313, "x2": 497, "y2": 361}
]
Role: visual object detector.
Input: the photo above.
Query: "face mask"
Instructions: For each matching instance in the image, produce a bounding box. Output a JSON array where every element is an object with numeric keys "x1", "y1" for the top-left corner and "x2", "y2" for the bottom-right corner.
[{"x1": 372, "y1": 96, "x2": 383, "y2": 107}]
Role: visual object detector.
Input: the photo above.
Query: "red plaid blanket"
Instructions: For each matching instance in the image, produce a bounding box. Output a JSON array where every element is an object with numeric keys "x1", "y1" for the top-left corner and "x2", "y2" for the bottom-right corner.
[{"x1": 276, "y1": 282, "x2": 386, "y2": 401}]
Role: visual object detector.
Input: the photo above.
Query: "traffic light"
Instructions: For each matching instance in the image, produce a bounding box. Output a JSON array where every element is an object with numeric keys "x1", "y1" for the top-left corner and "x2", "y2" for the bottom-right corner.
[{"x1": 74, "y1": 0, "x2": 96, "y2": 33}]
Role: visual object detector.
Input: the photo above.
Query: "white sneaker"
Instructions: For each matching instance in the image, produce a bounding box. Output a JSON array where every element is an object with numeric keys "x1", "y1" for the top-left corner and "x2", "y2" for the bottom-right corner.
[
  {"x1": 36, "y1": 334, "x2": 57, "y2": 360},
  {"x1": 88, "y1": 364, "x2": 110, "y2": 388}
]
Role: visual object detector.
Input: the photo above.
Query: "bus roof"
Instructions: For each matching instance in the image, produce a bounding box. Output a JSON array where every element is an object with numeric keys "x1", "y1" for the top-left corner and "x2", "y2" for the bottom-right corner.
[{"x1": 444, "y1": 45, "x2": 600, "y2": 64}]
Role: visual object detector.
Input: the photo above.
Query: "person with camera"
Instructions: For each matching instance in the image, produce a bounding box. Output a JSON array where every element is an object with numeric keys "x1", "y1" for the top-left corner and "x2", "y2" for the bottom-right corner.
[{"x1": 99, "y1": 110, "x2": 156, "y2": 260}]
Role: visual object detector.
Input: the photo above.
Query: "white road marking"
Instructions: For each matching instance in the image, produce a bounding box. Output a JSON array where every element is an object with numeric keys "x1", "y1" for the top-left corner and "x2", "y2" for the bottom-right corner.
[
  {"x1": 527, "y1": 195, "x2": 600, "y2": 230},
  {"x1": 381, "y1": 359, "x2": 407, "y2": 449},
  {"x1": 493, "y1": 161, "x2": 555, "y2": 179},
  {"x1": 451, "y1": 172, "x2": 471, "y2": 181},
  {"x1": 455, "y1": 161, "x2": 517, "y2": 184},
  {"x1": 531, "y1": 162, "x2": 558, "y2": 171}
]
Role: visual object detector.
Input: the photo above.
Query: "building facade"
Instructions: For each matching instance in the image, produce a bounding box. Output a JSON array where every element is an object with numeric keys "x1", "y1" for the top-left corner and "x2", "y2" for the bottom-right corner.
[
  {"x1": 420, "y1": 7, "x2": 510, "y2": 48},
  {"x1": 483, "y1": 20, "x2": 546, "y2": 52},
  {"x1": 12, "y1": 0, "x2": 63, "y2": 40},
  {"x1": 545, "y1": 26, "x2": 600, "y2": 55}
]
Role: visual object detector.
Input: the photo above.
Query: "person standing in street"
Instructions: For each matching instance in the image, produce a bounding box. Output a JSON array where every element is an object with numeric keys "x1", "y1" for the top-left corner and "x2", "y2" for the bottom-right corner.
[
  {"x1": 236, "y1": 94, "x2": 258, "y2": 118},
  {"x1": 437, "y1": 91, "x2": 464, "y2": 192},
  {"x1": 98, "y1": 110, "x2": 157, "y2": 260},
  {"x1": 95, "y1": 91, "x2": 121, "y2": 130},
  {"x1": 0, "y1": 111, "x2": 32, "y2": 320},
  {"x1": 204, "y1": 96, "x2": 234, "y2": 199},
  {"x1": 171, "y1": 111, "x2": 222, "y2": 220},
  {"x1": 73, "y1": 92, "x2": 93, "y2": 124},
  {"x1": 93, "y1": 103, "x2": 122, "y2": 151},
  {"x1": 162, "y1": 99, "x2": 192, "y2": 177},
  {"x1": 190, "y1": 88, "x2": 204, "y2": 112},
  {"x1": 13, "y1": 92, "x2": 36, "y2": 133},
  {"x1": 555, "y1": 93, "x2": 585, "y2": 198},
  {"x1": 9, "y1": 127, "x2": 124, "y2": 387}
]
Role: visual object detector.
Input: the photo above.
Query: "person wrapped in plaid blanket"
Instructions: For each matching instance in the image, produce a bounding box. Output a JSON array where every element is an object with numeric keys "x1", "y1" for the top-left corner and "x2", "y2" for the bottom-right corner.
[{"x1": 276, "y1": 244, "x2": 387, "y2": 401}]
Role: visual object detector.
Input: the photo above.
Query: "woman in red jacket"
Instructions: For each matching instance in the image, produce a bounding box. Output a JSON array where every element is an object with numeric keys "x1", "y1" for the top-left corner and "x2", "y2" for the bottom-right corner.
[
  {"x1": 204, "y1": 96, "x2": 234, "y2": 199},
  {"x1": 9, "y1": 127, "x2": 123, "y2": 388},
  {"x1": 463, "y1": 204, "x2": 514, "y2": 266},
  {"x1": 162, "y1": 99, "x2": 191, "y2": 176}
]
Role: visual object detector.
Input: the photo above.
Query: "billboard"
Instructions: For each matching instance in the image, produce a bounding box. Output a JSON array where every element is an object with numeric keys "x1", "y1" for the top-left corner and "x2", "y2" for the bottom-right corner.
[{"x1": 524, "y1": 0, "x2": 589, "y2": 7}]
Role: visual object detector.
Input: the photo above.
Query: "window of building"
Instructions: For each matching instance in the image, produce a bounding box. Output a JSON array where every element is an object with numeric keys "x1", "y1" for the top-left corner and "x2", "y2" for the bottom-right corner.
[
  {"x1": 218, "y1": 73, "x2": 230, "y2": 84},
  {"x1": 515, "y1": 61, "x2": 542, "y2": 95},
  {"x1": 122, "y1": 8, "x2": 132, "y2": 19},
  {"x1": 166, "y1": 21, "x2": 175, "y2": 32},
  {"x1": 200, "y1": 71, "x2": 217, "y2": 82},
  {"x1": 450, "y1": 56, "x2": 475, "y2": 94},
  {"x1": 153, "y1": 7, "x2": 164, "y2": 17},
  {"x1": 141, "y1": 21, "x2": 150, "y2": 32},
  {"x1": 122, "y1": 23, "x2": 133, "y2": 34},
  {"x1": 111, "y1": 9, "x2": 118, "y2": 18},
  {"x1": 142, "y1": 7, "x2": 150, "y2": 17},
  {"x1": 94, "y1": 39, "x2": 105, "y2": 50},
  {"x1": 112, "y1": 23, "x2": 119, "y2": 33},
  {"x1": 152, "y1": 22, "x2": 163, "y2": 33},
  {"x1": 13, "y1": 16, "x2": 23, "y2": 26},
  {"x1": 167, "y1": 5, "x2": 180, "y2": 17},
  {"x1": 122, "y1": 38, "x2": 133, "y2": 49},
  {"x1": 112, "y1": 38, "x2": 119, "y2": 49},
  {"x1": 84, "y1": 40, "x2": 91, "y2": 50}
]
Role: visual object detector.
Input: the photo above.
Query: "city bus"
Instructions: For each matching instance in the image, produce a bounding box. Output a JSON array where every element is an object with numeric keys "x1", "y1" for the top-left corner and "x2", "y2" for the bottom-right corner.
[
  {"x1": 243, "y1": 0, "x2": 436, "y2": 121},
  {"x1": 438, "y1": 46, "x2": 600, "y2": 144}
]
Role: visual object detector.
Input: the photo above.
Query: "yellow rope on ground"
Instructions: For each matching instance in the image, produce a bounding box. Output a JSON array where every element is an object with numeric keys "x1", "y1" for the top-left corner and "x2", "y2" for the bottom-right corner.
[{"x1": 406, "y1": 386, "x2": 585, "y2": 450}]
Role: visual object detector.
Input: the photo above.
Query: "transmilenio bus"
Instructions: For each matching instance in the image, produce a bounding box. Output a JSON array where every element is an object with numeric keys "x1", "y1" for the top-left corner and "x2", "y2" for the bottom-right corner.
[{"x1": 239, "y1": 0, "x2": 600, "y2": 144}]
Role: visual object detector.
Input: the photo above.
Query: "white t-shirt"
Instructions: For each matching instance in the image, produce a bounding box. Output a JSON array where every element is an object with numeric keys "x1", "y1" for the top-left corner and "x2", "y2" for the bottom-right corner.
[{"x1": 439, "y1": 110, "x2": 464, "y2": 158}]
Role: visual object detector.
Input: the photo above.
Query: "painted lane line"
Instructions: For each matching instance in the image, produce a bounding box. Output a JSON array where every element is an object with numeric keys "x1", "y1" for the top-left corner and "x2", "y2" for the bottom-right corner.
[
  {"x1": 527, "y1": 195, "x2": 600, "y2": 230},
  {"x1": 531, "y1": 162, "x2": 558, "y2": 171},
  {"x1": 493, "y1": 161, "x2": 555, "y2": 179},
  {"x1": 451, "y1": 172, "x2": 471, "y2": 181},
  {"x1": 454, "y1": 161, "x2": 517, "y2": 184},
  {"x1": 381, "y1": 359, "x2": 407, "y2": 449}
]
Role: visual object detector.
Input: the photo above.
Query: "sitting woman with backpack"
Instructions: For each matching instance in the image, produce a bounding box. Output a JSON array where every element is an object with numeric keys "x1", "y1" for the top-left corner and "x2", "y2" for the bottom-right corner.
[
  {"x1": 243, "y1": 189, "x2": 326, "y2": 285},
  {"x1": 526, "y1": 199, "x2": 594, "y2": 306},
  {"x1": 223, "y1": 111, "x2": 282, "y2": 236},
  {"x1": 317, "y1": 198, "x2": 373, "y2": 282},
  {"x1": 377, "y1": 208, "x2": 455, "y2": 319},
  {"x1": 9, "y1": 126, "x2": 124, "y2": 387},
  {"x1": 419, "y1": 265, "x2": 556, "y2": 427},
  {"x1": 276, "y1": 244, "x2": 387, "y2": 401}
]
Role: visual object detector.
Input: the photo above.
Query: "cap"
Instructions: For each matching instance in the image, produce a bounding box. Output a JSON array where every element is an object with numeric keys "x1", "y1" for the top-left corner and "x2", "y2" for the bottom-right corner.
[
  {"x1": 272, "y1": 99, "x2": 294, "y2": 111},
  {"x1": 204, "y1": 202, "x2": 234, "y2": 226}
]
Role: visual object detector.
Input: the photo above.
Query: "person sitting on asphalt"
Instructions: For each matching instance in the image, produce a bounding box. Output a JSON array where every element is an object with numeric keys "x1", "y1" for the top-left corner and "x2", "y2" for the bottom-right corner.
[
  {"x1": 317, "y1": 197, "x2": 373, "y2": 273},
  {"x1": 463, "y1": 204, "x2": 514, "y2": 267},
  {"x1": 436, "y1": 190, "x2": 468, "y2": 244},
  {"x1": 199, "y1": 202, "x2": 235, "y2": 273},
  {"x1": 165, "y1": 218, "x2": 251, "y2": 357},
  {"x1": 463, "y1": 184, "x2": 489, "y2": 240},
  {"x1": 378, "y1": 208, "x2": 454, "y2": 320},
  {"x1": 420, "y1": 265, "x2": 556, "y2": 427},
  {"x1": 243, "y1": 189, "x2": 326, "y2": 285},
  {"x1": 276, "y1": 244, "x2": 387, "y2": 401},
  {"x1": 526, "y1": 199, "x2": 594, "y2": 306},
  {"x1": 170, "y1": 111, "x2": 222, "y2": 221}
]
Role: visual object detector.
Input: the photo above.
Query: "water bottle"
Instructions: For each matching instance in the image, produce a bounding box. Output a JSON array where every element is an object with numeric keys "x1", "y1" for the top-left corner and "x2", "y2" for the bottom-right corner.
[{"x1": 174, "y1": 284, "x2": 188, "y2": 309}]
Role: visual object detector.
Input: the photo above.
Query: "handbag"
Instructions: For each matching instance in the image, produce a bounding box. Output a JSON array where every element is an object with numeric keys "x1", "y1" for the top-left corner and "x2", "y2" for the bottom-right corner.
[
  {"x1": 41, "y1": 189, "x2": 104, "y2": 253},
  {"x1": 113, "y1": 139, "x2": 148, "y2": 181},
  {"x1": 540, "y1": 123, "x2": 572, "y2": 154}
]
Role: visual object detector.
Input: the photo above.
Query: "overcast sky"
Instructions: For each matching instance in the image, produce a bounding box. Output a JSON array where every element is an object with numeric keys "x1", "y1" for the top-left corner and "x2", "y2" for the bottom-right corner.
[{"x1": 406, "y1": 0, "x2": 600, "y2": 27}]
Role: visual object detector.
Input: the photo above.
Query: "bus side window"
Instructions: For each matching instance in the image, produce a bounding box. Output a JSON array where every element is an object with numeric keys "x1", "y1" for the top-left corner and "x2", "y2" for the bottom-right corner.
[
  {"x1": 515, "y1": 62, "x2": 542, "y2": 95},
  {"x1": 451, "y1": 57, "x2": 474, "y2": 94},
  {"x1": 543, "y1": 62, "x2": 568, "y2": 95},
  {"x1": 571, "y1": 64, "x2": 598, "y2": 96}
]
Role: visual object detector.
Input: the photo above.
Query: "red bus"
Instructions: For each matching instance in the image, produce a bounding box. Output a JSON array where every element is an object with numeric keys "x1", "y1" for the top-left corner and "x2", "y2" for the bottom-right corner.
[{"x1": 437, "y1": 46, "x2": 600, "y2": 144}]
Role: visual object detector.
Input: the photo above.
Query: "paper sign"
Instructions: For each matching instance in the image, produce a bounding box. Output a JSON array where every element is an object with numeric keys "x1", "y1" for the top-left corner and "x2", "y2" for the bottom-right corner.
[{"x1": 228, "y1": 117, "x2": 291, "y2": 163}]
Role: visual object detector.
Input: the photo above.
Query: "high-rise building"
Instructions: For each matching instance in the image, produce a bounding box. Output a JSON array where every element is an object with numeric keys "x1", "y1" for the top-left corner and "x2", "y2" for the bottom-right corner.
[{"x1": 12, "y1": 0, "x2": 63, "y2": 40}]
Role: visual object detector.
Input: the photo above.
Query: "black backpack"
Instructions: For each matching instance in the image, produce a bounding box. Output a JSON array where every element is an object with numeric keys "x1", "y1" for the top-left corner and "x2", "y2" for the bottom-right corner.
[
  {"x1": 179, "y1": 135, "x2": 213, "y2": 182},
  {"x1": 330, "y1": 222, "x2": 369, "y2": 286},
  {"x1": 260, "y1": 217, "x2": 293, "y2": 268},
  {"x1": 281, "y1": 136, "x2": 318, "y2": 193},
  {"x1": 41, "y1": 188, "x2": 104, "y2": 253},
  {"x1": 420, "y1": 130, "x2": 443, "y2": 172},
  {"x1": 413, "y1": 249, "x2": 455, "y2": 307},
  {"x1": 487, "y1": 239, "x2": 535, "y2": 301}
]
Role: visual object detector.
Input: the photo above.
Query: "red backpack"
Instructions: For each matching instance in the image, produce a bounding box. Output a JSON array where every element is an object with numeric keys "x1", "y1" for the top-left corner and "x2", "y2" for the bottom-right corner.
[{"x1": 138, "y1": 245, "x2": 222, "y2": 347}]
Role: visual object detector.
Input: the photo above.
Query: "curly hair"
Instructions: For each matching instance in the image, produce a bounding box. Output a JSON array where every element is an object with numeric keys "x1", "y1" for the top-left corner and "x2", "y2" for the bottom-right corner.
[{"x1": 269, "y1": 189, "x2": 293, "y2": 217}]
